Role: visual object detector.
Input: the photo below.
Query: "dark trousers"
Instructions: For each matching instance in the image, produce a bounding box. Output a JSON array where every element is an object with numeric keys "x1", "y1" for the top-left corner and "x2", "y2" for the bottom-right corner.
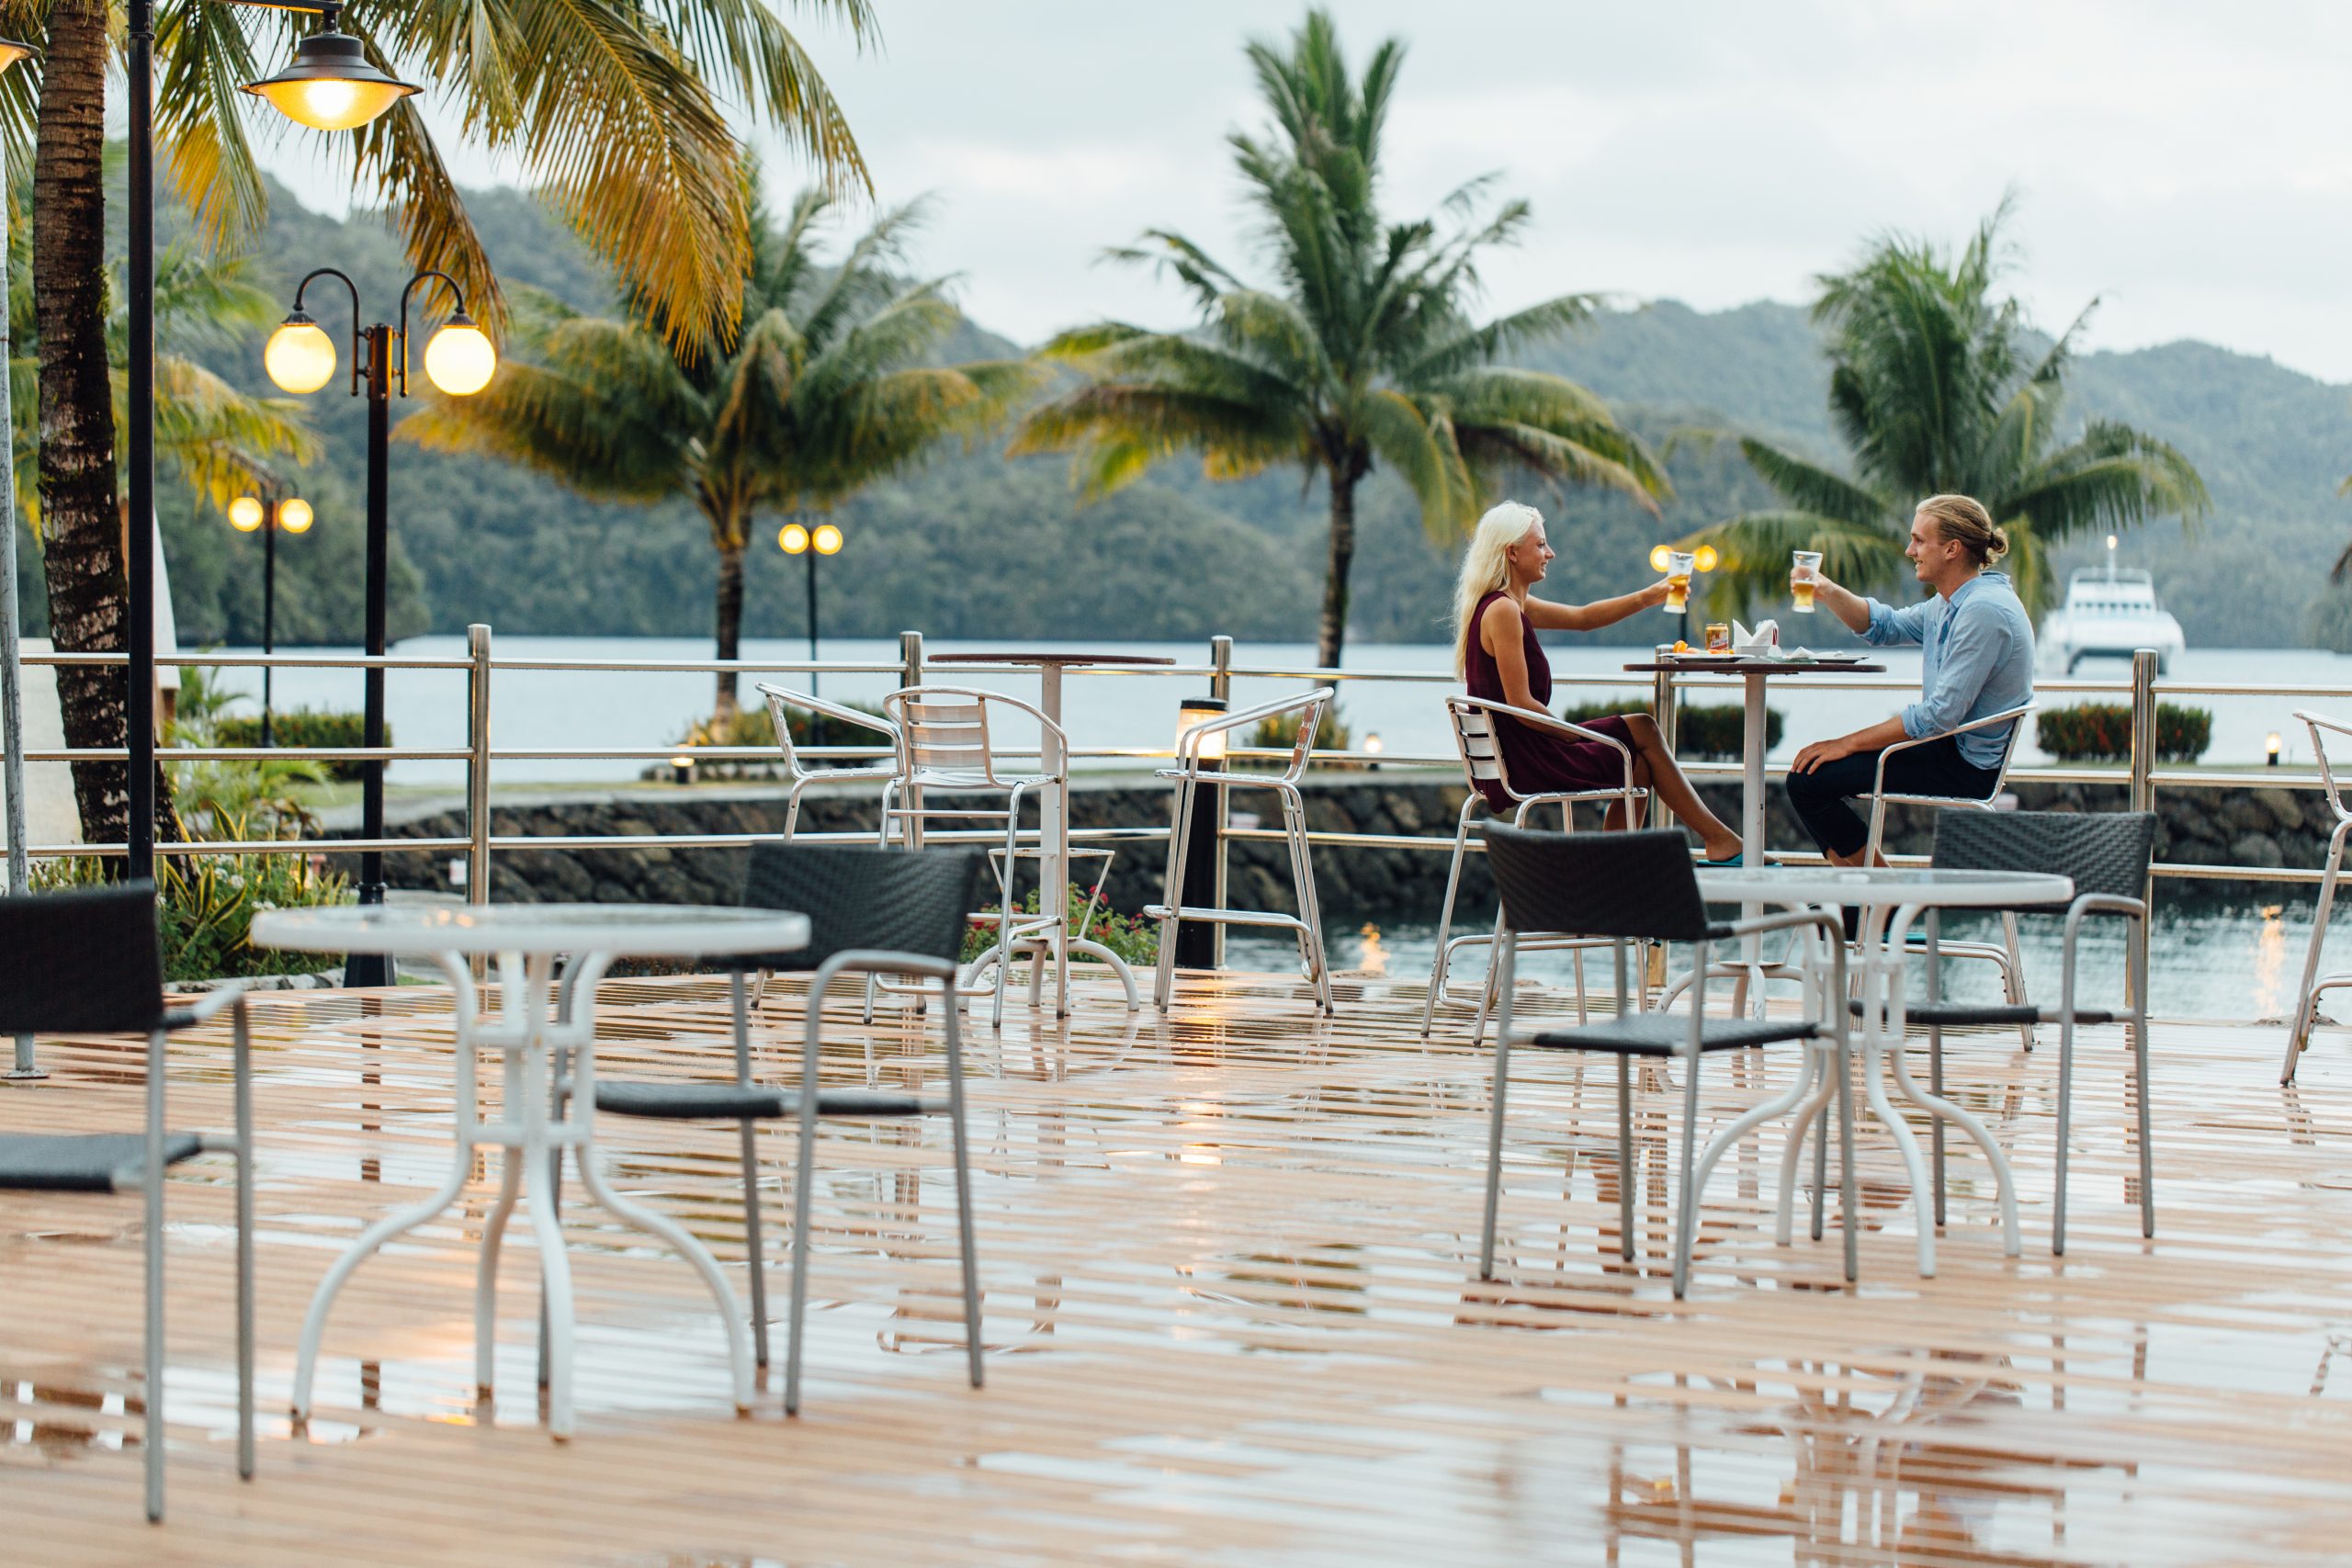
[{"x1": 1785, "y1": 736, "x2": 2001, "y2": 859}]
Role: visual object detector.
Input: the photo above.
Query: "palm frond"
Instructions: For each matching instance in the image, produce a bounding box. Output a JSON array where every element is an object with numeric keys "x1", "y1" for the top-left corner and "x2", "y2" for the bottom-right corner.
[{"x1": 1737, "y1": 436, "x2": 1891, "y2": 527}]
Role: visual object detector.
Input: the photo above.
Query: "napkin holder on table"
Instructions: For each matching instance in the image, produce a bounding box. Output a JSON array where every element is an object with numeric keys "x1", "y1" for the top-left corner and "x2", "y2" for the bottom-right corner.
[{"x1": 1731, "y1": 618, "x2": 1781, "y2": 657}]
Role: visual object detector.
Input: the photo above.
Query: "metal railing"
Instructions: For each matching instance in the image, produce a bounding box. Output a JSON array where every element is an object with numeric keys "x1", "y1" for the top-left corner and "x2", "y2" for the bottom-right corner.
[{"x1": 6, "y1": 628, "x2": 2344, "y2": 899}]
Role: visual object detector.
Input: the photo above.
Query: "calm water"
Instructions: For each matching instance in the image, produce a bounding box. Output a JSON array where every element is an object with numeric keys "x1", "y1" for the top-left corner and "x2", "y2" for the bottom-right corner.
[
  {"x1": 197, "y1": 635, "x2": 2352, "y2": 1019},
  {"x1": 203, "y1": 635, "x2": 2352, "y2": 788}
]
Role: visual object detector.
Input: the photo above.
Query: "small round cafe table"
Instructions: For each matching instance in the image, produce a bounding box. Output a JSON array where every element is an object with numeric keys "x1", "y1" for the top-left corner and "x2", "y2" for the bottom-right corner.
[
  {"x1": 1696, "y1": 864, "x2": 2072, "y2": 1279},
  {"x1": 252, "y1": 901, "x2": 808, "y2": 1439}
]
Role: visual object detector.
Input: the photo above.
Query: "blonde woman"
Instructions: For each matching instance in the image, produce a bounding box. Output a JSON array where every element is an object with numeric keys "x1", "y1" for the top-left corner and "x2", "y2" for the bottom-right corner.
[{"x1": 1457, "y1": 501, "x2": 1743, "y2": 862}]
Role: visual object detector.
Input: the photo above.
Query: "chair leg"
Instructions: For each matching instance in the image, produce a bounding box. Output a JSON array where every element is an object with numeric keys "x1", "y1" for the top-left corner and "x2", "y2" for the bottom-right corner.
[
  {"x1": 990, "y1": 799, "x2": 1023, "y2": 1030},
  {"x1": 786, "y1": 1037, "x2": 824, "y2": 1416},
  {"x1": 740, "y1": 1122, "x2": 771, "y2": 1371},
  {"x1": 942, "y1": 978, "x2": 985, "y2": 1389},
  {"x1": 1155, "y1": 774, "x2": 1192, "y2": 1011},
  {"x1": 1283, "y1": 791, "x2": 1334, "y2": 1013},
  {"x1": 2001, "y1": 912, "x2": 2031, "y2": 1051},
  {"x1": 1471, "y1": 910, "x2": 1508, "y2": 1045},
  {"x1": 1421, "y1": 806, "x2": 1476, "y2": 1037},
  {"x1": 233, "y1": 1002, "x2": 254, "y2": 1481},
  {"x1": 1477, "y1": 1028, "x2": 1512, "y2": 1280},
  {"x1": 1811, "y1": 1100, "x2": 1828, "y2": 1243},
  {"x1": 1672, "y1": 1057, "x2": 1703, "y2": 1299},
  {"x1": 1616, "y1": 1056, "x2": 1636, "y2": 1264},
  {"x1": 1929, "y1": 1026, "x2": 1947, "y2": 1231},
  {"x1": 2132, "y1": 921, "x2": 2155, "y2": 1241},
  {"x1": 2283, "y1": 828, "x2": 2347, "y2": 1083},
  {"x1": 145, "y1": 1026, "x2": 166, "y2": 1523},
  {"x1": 1837, "y1": 1035, "x2": 1859, "y2": 1284},
  {"x1": 2053, "y1": 1013, "x2": 2077, "y2": 1256}
]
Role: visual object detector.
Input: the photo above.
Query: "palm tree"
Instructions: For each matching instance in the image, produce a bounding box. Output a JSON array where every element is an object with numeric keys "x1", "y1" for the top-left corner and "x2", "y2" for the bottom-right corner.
[
  {"x1": 401, "y1": 186, "x2": 1038, "y2": 718},
  {"x1": 8, "y1": 200, "x2": 316, "y2": 836},
  {"x1": 1690, "y1": 203, "x2": 2209, "y2": 618},
  {"x1": 11, "y1": 0, "x2": 874, "y2": 844},
  {"x1": 1010, "y1": 9, "x2": 1666, "y2": 671}
]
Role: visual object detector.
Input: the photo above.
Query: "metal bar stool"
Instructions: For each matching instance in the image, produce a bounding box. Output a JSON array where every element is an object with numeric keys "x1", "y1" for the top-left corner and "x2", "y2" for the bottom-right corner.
[
  {"x1": 2283, "y1": 710, "x2": 2352, "y2": 1083},
  {"x1": 1149, "y1": 688, "x2": 1337, "y2": 1013},
  {"x1": 1421, "y1": 695, "x2": 1648, "y2": 1040}
]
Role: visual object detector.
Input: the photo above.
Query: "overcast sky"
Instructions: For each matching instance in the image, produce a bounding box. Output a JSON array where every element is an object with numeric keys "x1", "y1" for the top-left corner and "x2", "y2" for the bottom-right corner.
[{"x1": 269, "y1": 0, "x2": 2352, "y2": 382}]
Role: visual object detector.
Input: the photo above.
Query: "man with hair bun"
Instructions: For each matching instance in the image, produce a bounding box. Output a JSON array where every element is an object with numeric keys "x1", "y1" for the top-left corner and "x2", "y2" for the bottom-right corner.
[{"x1": 1782, "y1": 494, "x2": 2035, "y2": 866}]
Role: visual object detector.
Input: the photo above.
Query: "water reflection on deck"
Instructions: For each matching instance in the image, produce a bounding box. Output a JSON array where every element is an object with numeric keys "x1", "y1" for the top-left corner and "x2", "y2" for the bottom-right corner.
[{"x1": 5, "y1": 968, "x2": 2352, "y2": 1564}]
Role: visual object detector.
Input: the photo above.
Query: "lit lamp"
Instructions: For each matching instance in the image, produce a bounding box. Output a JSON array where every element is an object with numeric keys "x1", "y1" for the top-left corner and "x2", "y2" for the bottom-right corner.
[
  {"x1": 1649, "y1": 542, "x2": 1716, "y2": 637},
  {"x1": 238, "y1": 3, "x2": 420, "y2": 131},
  {"x1": 1363, "y1": 730, "x2": 1384, "y2": 773},
  {"x1": 777, "y1": 521, "x2": 843, "y2": 731},
  {"x1": 264, "y1": 264, "x2": 497, "y2": 976},
  {"x1": 671, "y1": 752, "x2": 696, "y2": 785},
  {"x1": 2268, "y1": 732, "x2": 2283, "y2": 768},
  {"x1": 1172, "y1": 696, "x2": 1229, "y2": 968},
  {"x1": 1176, "y1": 695, "x2": 1229, "y2": 761},
  {"x1": 226, "y1": 486, "x2": 310, "y2": 748}
]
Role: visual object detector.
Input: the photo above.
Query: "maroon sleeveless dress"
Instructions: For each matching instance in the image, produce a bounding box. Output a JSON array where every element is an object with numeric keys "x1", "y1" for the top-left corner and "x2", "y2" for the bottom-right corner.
[{"x1": 1463, "y1": 591, "x2": 1636, "y2": 811}]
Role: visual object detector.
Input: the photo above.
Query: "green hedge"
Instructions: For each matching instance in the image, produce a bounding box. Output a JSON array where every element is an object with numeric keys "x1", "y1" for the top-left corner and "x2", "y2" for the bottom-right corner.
[
  {"x1": 1559, "y1": 701, "x2": 1779, "y2": 762},
  {"x1": 2035, "y1": 702, "x2": 2211, "y2": 763},
  {"x1": 216, "y1": 710, "x2": 381, "y2": 782}
]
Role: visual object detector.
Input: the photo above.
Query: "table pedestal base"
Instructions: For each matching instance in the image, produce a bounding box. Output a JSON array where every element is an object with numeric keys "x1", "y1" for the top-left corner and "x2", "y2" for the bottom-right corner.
[{"x1": 289, "y1": 952, "x2": 755, "y2": 1439}]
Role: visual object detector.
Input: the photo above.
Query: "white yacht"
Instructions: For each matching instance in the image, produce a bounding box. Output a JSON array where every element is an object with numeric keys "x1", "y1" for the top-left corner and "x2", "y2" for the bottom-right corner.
[{"x1": 2040, "y1": 565, "x2": 2186, "y2": 674}]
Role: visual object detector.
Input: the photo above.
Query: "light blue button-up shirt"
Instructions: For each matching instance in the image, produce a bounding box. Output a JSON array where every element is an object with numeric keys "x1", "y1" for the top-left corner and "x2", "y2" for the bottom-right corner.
[{"x1": 1860, "y1": 571, "x2": 2036, "y2": 769}]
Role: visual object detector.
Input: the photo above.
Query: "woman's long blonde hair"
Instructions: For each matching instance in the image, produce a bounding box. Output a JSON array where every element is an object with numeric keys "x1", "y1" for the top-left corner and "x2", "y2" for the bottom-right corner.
[{"x1": 1453, "y1": 501, "x2": 1544, "y2": 675}]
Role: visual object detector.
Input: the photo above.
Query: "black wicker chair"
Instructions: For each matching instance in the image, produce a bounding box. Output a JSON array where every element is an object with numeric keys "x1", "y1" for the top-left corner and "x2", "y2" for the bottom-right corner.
[
  {"x1": 1479, "y1": 825, "x2": 1854, "y2": 1298},
  {"x1": 0, "y1": 883, "x2": 254, "y2": 1521},
  {"x1": 592, "y1": 844, "x2": 986, "y2": 1413},
  {"x1": 1848, "y1": 809, "x2": 2156, "y2": 1254}
]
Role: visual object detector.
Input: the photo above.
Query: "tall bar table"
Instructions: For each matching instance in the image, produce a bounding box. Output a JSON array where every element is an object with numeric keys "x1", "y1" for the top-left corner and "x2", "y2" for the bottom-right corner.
[
  {"x1": 928, "y1": 652, "x2": 1167, "y2": 1017},
  {"x1": 1627, "y1": 653, "x2": 1883, "y2": 1012}
]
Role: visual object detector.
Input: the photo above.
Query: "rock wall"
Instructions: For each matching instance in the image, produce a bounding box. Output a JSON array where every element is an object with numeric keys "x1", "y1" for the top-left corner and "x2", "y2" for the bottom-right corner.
[{"x1": 340, "y1": 773, "x2": 2318, "y2": 919}]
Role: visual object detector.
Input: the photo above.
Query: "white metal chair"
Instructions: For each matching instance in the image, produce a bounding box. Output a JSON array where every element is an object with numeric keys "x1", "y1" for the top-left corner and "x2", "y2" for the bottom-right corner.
[
  {"x1": 1858, "y1": 702, "x2": 2038, "y2": 1041},
  {"x1": 1148, "y1": 688, "x2": 1337, "y2": 1013},
  {"x1": 754, "y1": 682, "x2": 901, "y2": 842},
  {"x1": 881, "y1": 685, "x2": 1067, "y2": 1028},
  {"x1": 1420, "y1": 695, "x2": 1648, "y2": 1040},
  {"x1": 2283, "y1": 710, "x2": 2352, "y2": 1083}
]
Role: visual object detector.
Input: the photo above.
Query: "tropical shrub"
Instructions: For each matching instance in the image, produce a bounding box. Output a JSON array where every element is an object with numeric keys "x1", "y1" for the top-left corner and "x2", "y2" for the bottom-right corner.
[
  {"x1": 33, "y1": 829, "x2": 350, "y2": 983},
  {"x1": 215, "y1": 710, "x2": 379, "y2": 783},
  {"x1": 2035, "y1": 702, "x2": 2211, "y2": 763},
  {"x1": 1559, "y1": 700, "x2": 1780, "y2": 762},
  {"x1": 1243, "y1": 704, "x2": 1353, "y2": 768},
  {"x1": 959, "y1": 883, "x2": 1159, "y2": 967}
]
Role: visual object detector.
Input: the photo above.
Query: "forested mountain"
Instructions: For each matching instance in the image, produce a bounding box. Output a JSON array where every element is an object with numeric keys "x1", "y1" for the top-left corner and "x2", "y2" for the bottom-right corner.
[{"x1": 19, "y1": 180, "x2": 2349, "y2": 651}]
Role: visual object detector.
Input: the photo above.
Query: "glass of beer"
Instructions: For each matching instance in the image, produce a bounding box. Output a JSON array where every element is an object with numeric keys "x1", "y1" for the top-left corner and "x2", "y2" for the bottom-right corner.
[
  {"x1": 1791, "y1": 550, "x2": 1823, "y2": 613},
  {"x1": 1663, "y1": 551, "x2": 1694, "y2": 614}
]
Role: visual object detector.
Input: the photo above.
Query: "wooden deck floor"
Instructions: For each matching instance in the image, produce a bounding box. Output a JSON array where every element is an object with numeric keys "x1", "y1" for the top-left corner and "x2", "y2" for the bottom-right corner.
[{"x1": 6, "y1": 962, "x2": 2352, "y2": 1566}]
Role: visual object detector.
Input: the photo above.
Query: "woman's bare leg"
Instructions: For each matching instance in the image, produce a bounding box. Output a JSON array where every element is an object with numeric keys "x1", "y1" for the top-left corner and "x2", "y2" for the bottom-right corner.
[{"x1": 1620, "y1": 716, "x2": 1741, "y2": 859}]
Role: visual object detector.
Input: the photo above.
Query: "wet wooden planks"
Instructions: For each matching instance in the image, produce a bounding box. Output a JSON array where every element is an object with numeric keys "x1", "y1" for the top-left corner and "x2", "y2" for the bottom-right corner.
[{"x1": 3, "y1": 968, "x2": 2352, "y2": 1565}]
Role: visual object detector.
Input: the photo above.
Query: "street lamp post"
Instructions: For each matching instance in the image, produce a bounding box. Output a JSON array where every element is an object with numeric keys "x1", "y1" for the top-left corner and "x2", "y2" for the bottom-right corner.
[
  {"x1": 776, "y1": 522, "x2": 842, "y2": 744},
  {"x1": 119, "y1": 0, "x2": 420, "y2": 890},
  {"x1": 0, "y1": 36, "x2": 40, "y2": 1075},
  {"x1": 264, "y1": 270, "x2": 494, "y2": 985},
  {"x1": 228, "y1": 491, "x2": 314, "y2": 746}
]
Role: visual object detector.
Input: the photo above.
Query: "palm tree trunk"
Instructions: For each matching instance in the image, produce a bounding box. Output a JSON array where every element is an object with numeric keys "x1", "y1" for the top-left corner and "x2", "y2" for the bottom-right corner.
[
  {"x1": 1314, "y1": 446, "x2": 1371, "y2": 671},
  {"x1": 713, "y1": 536, "x2": 746, "y2": 721},
  {"x1": 34, "y1": 0, "x2": 166, "y2": 849}
]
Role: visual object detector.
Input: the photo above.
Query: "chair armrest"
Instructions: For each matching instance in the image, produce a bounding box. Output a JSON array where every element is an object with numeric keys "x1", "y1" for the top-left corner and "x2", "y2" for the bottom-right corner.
[
  {"x1": 1453, "y1": 696, "x2": 1637, "y2": 795},
  {"x1": 1175, "y1": 688, "x2": 1334, "y2": 767},
  {"x1": 162, "y1": 982, "x2": 251, "y2": 1031},
  {"x1": 757, "y1": 683, "x2": 899, "y2": 741},
  {"x1": 2060, "y1": 895, "x2": 2145, "y2": 1021},
  {"x1": 1872, "y1": 702, "x2": 2036, "y2": 793}
]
